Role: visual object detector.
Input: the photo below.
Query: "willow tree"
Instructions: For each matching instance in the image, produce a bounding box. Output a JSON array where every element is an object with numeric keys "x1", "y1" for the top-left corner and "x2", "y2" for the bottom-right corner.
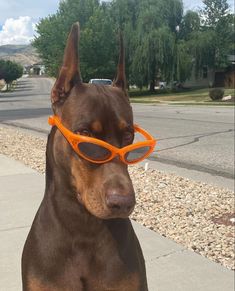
[
  {"x1": 175, "y1": 40, "x2": 193, "y2": 83},
  {"x1": 110, "y1": 0, "x2": 142, "y2": 85},
  {"x1": 129, "y1": 0, "x2": 183, "y2": 90}
]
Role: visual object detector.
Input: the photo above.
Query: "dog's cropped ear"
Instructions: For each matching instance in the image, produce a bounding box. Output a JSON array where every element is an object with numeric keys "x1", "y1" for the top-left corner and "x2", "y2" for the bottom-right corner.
[
  {"x1": 51, "y1": 22, "x2": 81, "y2": 104},
  {"x1": 113, "y1": 32, "x2": 127, "y2": 92}
]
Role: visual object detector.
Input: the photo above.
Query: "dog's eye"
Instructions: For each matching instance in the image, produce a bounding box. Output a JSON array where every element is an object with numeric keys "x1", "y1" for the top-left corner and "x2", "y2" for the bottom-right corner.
[{"x1": 75, "y1": 129, "x2": 91, "y2": 136}]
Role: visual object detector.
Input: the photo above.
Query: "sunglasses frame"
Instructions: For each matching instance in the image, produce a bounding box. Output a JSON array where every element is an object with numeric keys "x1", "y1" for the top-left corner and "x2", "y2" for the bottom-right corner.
[{"x1": 48, "y1": 115, "x2": 156, "y2": 165}]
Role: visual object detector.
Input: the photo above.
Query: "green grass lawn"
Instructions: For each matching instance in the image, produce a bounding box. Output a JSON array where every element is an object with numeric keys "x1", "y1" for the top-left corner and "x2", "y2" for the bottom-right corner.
[{"x1": 129, "y1": 88, "x2": 235, "y2": 105}]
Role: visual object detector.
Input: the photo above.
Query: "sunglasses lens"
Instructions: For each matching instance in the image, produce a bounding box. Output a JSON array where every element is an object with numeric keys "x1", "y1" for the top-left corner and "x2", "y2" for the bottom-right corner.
[
  {"x1": 124, "y1": 146, "x2": 151, "y2": 163},
  {"x1": 77, "y1": 142, "x2": 112, "y2": 161}
]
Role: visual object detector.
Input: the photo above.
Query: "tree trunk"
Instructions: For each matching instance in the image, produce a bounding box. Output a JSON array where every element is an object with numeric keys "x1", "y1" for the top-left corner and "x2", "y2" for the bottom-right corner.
[{"x1": 150, "y1": 80, "x2": 155, "y2": 92}]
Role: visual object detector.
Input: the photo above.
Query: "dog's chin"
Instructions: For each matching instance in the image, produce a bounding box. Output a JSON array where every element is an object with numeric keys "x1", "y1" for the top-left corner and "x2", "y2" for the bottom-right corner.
[
  {"x1": 91, "y1": 212, "x2": 133, "y2": 220},
  {"x1": 104, "y1": 212, "x2": 134, "y2": 220}
]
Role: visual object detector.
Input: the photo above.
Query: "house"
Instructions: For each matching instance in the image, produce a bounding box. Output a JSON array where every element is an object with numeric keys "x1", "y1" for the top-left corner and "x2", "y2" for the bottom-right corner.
[
  {"x1": 24, "y1": 63, "x2": 45, "y2": 76},
  {"x1": 183, "y1": 66, "x2": 214, "y2": 88},
  {"x1": 184, "y1": 55, "x2": 235, "y2": 88}
]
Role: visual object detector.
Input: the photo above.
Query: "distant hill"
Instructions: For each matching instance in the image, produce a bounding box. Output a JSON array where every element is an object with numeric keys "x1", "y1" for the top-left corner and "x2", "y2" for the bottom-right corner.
[{"x1": 0, "y1": 44, "x2": 41, "y2": 66}]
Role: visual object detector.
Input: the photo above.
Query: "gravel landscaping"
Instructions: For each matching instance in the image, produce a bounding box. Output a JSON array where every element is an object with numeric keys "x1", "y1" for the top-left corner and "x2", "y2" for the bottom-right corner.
[{"x1": 0, "y1": 125, "x2": 234, "y2": 270}]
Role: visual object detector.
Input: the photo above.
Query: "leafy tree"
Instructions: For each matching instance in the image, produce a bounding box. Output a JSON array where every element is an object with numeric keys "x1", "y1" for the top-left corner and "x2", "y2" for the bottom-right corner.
[
  {"x1": 187, "y1": 0, "x2": 234, "y2": 80},
  {"x1": 110, "y1": 0, "x2": 141, "y2": 31},
  {"x1": 33, "y1": 0, "x2": 101, "y2": 77},
  {"x1": 33, "y1": 15, "x2": 65, "y2": 76},
  {"x1": 160, "y1": 0, "x2": 183, "y2": 32},
  {"x1": 174, "y1": 0, "x2": 234, "y2": 85},
  {"x1": 201, "y1": 0, "x2": 229, "y2": 26},
  {"x1": 59, "y1": 0, "x2": 99, "y2": 28},
  {"x1": 213, "y1": 13, "x2": 234, "y2": 69},
  {"x1": 188, "y1": 30, "x2": 216, "y2": 78},
  {"x1": 174, "y1": 40, "x2": 193, "y2": 83},
  {"x1": 180, "y1": 10, "x2": 200, "y2": 40},
  {"x1": 33, "y1": 0, "x2": 234, "y2": 90},
  {"x1": 0, "y1": 60, "x2": 6, "y2": 80},
  {"x1": 80, "y1": 5, "x2": 117, "y2": 81},
  {"x1": 128, "y1": 0, "x2": 183, "y2": 90},
  {"x1": 0, "y1": 60, "x2": 23, "y2": 90},
  {"x1": 109, "y1": 0, "x2": 142, "y2": 85}
]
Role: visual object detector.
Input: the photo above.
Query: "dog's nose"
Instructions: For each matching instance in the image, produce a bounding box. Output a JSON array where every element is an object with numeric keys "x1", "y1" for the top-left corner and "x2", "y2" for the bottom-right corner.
[{"x1": 106, "y1": 189, "x2": 136, "y2": 215}]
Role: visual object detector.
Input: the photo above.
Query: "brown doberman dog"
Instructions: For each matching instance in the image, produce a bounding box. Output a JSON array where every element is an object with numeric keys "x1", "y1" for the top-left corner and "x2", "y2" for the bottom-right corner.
[{"x1": 22, "y1": 23, "x2": 151, "y2": 291}]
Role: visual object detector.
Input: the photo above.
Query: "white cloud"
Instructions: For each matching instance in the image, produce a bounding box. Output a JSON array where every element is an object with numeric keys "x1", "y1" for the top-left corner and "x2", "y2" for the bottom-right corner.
[
  {"x1": 0, "y1": 0, "x2": 60, "y2": 24},
  {"x1": 0, "y1": 16, "x2": 36, "y2": 45}
]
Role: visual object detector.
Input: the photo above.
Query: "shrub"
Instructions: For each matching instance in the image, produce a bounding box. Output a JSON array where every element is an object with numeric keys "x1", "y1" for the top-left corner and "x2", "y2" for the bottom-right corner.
[{"x1": 209, "y1": 88, "x2": 224, "y2": 100}]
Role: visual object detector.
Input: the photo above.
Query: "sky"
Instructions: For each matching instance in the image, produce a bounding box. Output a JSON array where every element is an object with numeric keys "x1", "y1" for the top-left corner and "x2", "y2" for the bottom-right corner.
[{"x1": 0, "y1": 0, "x2": 234, "y2": 46}]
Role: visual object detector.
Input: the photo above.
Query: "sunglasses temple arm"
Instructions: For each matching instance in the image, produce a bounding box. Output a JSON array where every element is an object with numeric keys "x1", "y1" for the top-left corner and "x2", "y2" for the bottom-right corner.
[
  {"x1": 49, "y1": 116, "x2": 74, "y2": 142},
  {"x1": 134, "y1": 125, "x2": 156, "y2": 142},
  {"x1": 48, "y1": 116, "x2": 56, "y2": 126}
]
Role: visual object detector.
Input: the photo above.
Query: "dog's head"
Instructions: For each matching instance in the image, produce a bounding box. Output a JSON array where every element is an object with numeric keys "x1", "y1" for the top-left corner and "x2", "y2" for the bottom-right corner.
[{"x1": 50, "y1": 23, "x2": 135, "y2": 219}]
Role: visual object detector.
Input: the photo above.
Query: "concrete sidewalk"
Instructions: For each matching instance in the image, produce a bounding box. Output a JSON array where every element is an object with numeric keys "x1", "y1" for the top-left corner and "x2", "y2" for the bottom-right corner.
[{"x1": 0, "y1": 154, "x2": 234, "y2": 291}]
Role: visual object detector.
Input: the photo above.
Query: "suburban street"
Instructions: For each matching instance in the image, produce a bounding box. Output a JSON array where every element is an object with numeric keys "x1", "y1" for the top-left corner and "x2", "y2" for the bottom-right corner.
[
  {"x1": 0, "y1": 75, "x2": 234, "y2": 291},
  {"x1": 0, "y1": 77, "x2": 234, "y2": 189}
]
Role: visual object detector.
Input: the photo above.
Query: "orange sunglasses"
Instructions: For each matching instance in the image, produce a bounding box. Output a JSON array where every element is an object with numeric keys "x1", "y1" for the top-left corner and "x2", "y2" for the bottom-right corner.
[{"x1": 48, "y1": 115, "x2": 156, "y2": 165}]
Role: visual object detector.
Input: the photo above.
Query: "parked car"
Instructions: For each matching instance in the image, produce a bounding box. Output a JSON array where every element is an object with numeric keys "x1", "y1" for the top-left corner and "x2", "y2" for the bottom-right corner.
[{"x1": 89, "y1": 79, "x2": 112, "y2": 85}]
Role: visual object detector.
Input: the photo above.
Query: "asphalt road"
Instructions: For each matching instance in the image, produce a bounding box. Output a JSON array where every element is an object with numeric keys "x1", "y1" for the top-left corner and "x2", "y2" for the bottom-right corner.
[{"x1": 0, "y1": 77, "x2": 234, "y2": 189}]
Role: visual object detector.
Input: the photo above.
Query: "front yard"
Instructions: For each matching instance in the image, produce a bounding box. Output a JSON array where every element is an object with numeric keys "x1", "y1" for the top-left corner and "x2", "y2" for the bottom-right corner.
[{"x1": 129, "y1": 88, "x2": 235, "y2": 105}]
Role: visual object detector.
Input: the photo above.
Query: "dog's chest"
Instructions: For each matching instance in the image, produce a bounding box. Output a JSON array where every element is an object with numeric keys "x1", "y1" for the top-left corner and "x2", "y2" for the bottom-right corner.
[{"x1": 61, "y1": 243, "x2": 141, "y2": 291}]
